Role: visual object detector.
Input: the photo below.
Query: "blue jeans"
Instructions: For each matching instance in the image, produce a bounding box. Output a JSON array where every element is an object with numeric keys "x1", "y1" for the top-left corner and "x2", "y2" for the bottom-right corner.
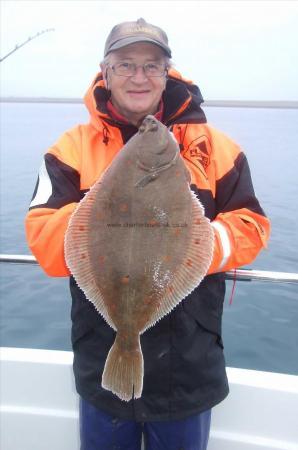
[{"x1": 80, "y1": 397, "x2": 211, "y2": 450}]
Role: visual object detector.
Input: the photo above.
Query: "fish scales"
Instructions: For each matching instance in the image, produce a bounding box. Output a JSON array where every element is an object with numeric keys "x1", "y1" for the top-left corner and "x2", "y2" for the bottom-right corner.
[{"x1": 65, "y1": 115, "x2": 214, "y2": 401}]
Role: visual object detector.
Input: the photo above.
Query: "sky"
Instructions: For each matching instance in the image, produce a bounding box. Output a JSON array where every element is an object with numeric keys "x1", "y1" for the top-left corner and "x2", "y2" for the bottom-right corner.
[{"x1": 0, "y1": 0, "x2": 298, "y2": 100}]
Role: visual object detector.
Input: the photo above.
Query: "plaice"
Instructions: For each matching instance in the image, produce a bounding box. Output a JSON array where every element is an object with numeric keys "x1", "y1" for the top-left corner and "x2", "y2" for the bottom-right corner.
[{"x1": 64, "y1": 115, "x2": 214, "y2": 401}]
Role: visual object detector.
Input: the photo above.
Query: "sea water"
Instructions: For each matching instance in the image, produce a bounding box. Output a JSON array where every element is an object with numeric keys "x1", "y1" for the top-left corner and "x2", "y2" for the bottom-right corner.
[{"x1": 0, "y1": 102, "x2": 297, "y2": 375}]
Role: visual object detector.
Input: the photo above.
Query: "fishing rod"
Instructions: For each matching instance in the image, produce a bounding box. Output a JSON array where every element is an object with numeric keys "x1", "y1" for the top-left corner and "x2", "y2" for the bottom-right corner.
[
  {"x1": 1, "y1": 254, "x2": 298, "y2": 284},
  {"x1": 0, "y1": 29, "x2": 55, "y2": 63}
]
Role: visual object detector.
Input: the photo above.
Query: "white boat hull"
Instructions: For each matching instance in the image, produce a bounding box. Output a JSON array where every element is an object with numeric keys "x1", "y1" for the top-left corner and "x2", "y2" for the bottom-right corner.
[{"x1": 1, "y1": 347, "x2": 297, "y2": 450}]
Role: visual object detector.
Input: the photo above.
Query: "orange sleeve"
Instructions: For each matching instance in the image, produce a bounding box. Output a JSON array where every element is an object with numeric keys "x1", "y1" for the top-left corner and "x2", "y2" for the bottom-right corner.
[
  {"x1": 204, "y1": 127, "x2": 271, "y2": 274},
  {"x1": 208, "y1": 211, "x2": 270, "y2": 274},
  {"x1": 25, "y1": 204, "x2": 77, "y2": 276},
  {"x1": 25, "y1": 130, "x2": 82, "y2": 277}
]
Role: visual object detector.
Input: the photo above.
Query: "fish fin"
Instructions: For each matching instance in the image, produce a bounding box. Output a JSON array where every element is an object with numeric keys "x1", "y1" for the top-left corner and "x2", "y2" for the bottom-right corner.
[
  {"x1": 102, "y1": 333, "x2": 144, "y2": 401},
  {"x1": 64, "y1": 180, "x2": 116, "y2": 330},
  {"x1": 145, "y1": 190, "x2": 214, "y2": 330}
]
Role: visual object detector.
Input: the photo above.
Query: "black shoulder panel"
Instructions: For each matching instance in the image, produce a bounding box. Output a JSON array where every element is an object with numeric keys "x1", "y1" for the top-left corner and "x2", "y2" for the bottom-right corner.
[
  {"x1": 215, "y1": 152, "x2": 266, "y2": 216},
  {"x1": 29, "y1": 154, "x2": 83, "y2": 210}
]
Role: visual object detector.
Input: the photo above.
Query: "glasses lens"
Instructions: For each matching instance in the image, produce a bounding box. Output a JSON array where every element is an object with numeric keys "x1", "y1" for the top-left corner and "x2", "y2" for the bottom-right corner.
[
  {"x1": 144, "y1": 63, "x2": 166, "y2": 77},
  {"x1": 113, "y1": 62, "x2": 134, "y2": 76}
]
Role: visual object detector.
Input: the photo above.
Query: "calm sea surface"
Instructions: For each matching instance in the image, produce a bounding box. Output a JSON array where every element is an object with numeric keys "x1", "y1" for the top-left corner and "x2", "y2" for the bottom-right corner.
[{"x1": 0, "y1": 102, "x2": 297, "y2": 375}]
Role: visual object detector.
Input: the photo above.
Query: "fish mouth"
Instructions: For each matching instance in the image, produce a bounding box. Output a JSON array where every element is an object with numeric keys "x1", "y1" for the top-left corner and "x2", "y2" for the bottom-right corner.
[{"x1": 139, "y1": 115, "x2": 159, "y2": 134}]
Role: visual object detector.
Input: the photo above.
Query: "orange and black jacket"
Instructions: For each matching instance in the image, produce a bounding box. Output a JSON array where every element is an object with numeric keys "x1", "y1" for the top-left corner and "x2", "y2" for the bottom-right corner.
[{"x1": 25, "y1": 69, "x2": 270, "y2": 420}]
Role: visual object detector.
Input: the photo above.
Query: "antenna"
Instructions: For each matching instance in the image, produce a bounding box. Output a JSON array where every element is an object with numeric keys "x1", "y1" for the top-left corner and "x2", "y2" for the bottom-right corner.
[{"x1": 0, "y1": 29, "x2": 55, "y2": 63}]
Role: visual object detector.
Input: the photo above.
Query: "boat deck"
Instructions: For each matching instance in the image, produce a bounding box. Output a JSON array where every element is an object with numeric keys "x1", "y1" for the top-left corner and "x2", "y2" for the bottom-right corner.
[{"x1": 1, "y1": 347, "x2": 297, "y2": 450}]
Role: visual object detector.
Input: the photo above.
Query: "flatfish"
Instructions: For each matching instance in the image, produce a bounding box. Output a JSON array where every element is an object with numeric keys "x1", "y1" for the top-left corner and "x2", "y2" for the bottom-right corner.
[{"x1": 65, "y1": 115, "x2": 214, "y2": 401}]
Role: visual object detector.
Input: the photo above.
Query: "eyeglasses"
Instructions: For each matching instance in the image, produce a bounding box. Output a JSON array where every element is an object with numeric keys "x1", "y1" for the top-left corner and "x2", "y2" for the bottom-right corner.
[{"x1": 108, "y1": 62, "x2": 168, "y2": 77}]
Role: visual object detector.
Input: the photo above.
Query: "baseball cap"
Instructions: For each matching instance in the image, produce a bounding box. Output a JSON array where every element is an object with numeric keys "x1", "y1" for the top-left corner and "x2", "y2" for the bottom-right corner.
[{"x1": 104, "y1": 18, "x2": 172, "y2": 58}]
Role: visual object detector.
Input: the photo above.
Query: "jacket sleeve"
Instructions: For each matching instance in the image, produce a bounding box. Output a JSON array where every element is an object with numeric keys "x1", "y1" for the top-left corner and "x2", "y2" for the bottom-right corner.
[
  {"x1": 207, "y1": 130, "x2": 270, "y2": 274},
  {"x1": 25, "y1": 132, "x2": 82, "y2": 277}
]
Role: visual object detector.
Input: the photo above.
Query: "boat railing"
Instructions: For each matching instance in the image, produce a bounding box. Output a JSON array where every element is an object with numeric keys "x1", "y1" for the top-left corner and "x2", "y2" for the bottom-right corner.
[{"x1": 1, "y1": 253, "x2": 298, "y2": 284}]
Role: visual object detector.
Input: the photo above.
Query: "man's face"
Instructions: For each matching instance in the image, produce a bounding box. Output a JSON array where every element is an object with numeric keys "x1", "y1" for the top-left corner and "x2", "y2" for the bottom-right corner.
[{"x1": 102, "y1": 42, "x2": 168, "y2": 126}]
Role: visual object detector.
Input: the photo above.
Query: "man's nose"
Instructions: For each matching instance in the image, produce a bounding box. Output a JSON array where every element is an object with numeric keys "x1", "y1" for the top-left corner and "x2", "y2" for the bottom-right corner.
[{"x1": 130, "y1": 66, "x2": 148, "y2": 82}]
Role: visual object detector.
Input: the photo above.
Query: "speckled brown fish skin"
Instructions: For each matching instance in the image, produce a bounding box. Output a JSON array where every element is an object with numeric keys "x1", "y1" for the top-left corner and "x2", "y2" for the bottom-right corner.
[{"x1": 65, "y1": 116, "x2": 214, "y2": 401}]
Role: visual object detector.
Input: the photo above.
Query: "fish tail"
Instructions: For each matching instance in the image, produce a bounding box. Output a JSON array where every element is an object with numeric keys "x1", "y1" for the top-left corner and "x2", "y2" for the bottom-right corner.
[{"x1": 101, "y1": 334, "x2": 143, "y2": 401}]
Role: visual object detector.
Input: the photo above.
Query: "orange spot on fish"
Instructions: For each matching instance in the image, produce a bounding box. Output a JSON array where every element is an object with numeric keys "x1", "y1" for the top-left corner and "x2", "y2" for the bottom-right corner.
[
  {"x1": 81, "y1": 253, "x2": 86, "y2": 260},
  {"x1": 110, "y1": 303, "x2": 116, "y2": 311},
  {"x1": 148, "y1": 219, "x2": 158, "y2": 226},
  {"x1": 175, "y1": 171, "x2": 180, "y2": 177},
  {"x1": 99, "y1": 256, "x2": 105, "y2": 264},
  {"x1": 167, "y1": 286, "x2": 174, "y2": 293},
  {"x1": 163, "y1": 255, "x2": 171, "y2": 262},
  {"x1": 186, "y1": 259, "x2": 193, "y2": 267},
  {"x1": 194, "y1": 238, "x2": 201, "y2": 244},
  {"x1": 119, "y1": 203, "x2": 128, "y2": 212},
  {"x1": 195, "y1": 218, "x2": 202, "y2": 225},
  {"x1": 79, "y1": 226, "x2": 85, "y2": 231},
  {"x1": 174, "y1": 228, "x2": 181, "y2": 236},
  {"x1": 121, "y1": 275, "x2": 130, "y2": 284}
]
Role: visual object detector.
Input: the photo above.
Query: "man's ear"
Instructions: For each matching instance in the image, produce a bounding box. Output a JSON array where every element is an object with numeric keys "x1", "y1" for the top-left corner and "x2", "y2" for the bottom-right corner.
[{"x1": 100, "y1": 64, "x2": 108, "y2": 89}]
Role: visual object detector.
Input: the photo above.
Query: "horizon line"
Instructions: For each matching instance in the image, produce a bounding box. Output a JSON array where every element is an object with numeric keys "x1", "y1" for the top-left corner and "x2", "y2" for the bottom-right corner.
[{"x1": 1, "y1": 97, "x2": 298, "y2": 109}]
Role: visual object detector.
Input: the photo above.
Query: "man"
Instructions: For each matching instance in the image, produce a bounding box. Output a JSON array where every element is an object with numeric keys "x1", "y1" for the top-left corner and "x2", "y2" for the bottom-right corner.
[{"x1": 25, "y1": 18, "x2": 270, "y2": 450}]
